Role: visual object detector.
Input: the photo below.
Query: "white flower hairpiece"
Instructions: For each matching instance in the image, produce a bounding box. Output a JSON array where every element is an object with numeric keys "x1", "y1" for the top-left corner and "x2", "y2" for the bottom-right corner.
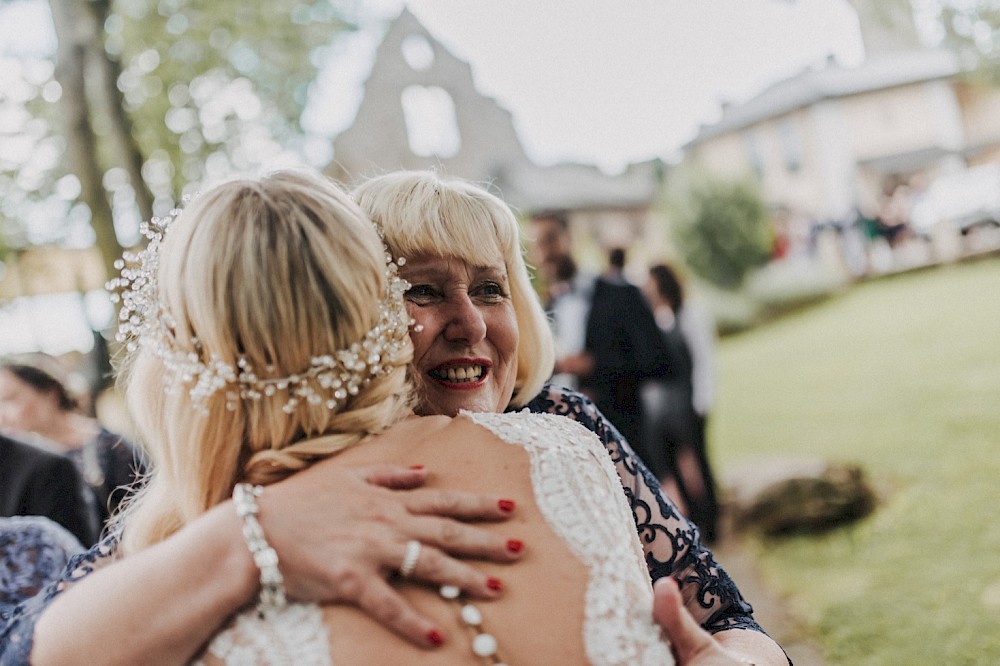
[{"x1": 108, "y1": 201, "x2": 413, "y2": 414}]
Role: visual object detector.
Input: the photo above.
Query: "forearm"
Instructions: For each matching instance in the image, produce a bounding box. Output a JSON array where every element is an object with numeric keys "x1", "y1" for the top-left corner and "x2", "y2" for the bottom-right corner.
[
  {"x1": 32, "y1": 502, "x2": 257, "y2": 666},
  {"x1": 714, "y1": 628, "x2": 790, "y2": 666}
]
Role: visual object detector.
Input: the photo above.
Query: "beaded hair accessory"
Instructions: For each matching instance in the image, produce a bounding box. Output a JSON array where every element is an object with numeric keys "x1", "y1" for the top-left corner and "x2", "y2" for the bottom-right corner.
[{"x1": 108, "y1": 201, "x2": 413, "y2": 413}]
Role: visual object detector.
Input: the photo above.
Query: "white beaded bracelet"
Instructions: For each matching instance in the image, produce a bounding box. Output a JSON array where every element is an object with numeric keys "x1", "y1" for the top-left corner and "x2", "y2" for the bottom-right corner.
[{"x1": 232, "y1": 483, "x2": 287, "y2": 614}]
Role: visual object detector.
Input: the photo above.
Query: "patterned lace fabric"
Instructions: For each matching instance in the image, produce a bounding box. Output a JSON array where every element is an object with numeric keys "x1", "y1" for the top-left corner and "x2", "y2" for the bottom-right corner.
[
  {"x1": 0, "y1": 384, "x2": 761, "y2": 666},
  {"x1": 0, "y1": 517, "x2": 83, "y2": 614},
  {"x1": 519, "y1": 384, "x2": 761, "y2": 635},
  {"x1": 192, "y1": 604, "x2": 331, "y2": 666},
  {"x1": 468, "y1": 410, "x2": 673, "y2": 665},
  {"x1": 0, "y1": 534, "x2": 115, "y2": 665},
  {"x1": 195, "y1": 410, "x2": 673, "y2": 666}
]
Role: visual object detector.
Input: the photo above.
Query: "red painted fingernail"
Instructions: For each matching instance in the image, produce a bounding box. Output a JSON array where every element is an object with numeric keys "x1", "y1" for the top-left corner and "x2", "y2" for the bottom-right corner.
[
  {"x1": 486, "y1": 577, "x2": 503, "y2": 592},
  {"x1": 498, "y1": 499, "x2": 516, "y2": 513},
  {"x1": 506, "y1": 539, "x2": 524, "y2": 553},
  {"x1": 427, "y1": 629, "x2": 445, "y2": 646},
  {"x1": 409, "y1": 465, "x2": 425, "y2": 470}
]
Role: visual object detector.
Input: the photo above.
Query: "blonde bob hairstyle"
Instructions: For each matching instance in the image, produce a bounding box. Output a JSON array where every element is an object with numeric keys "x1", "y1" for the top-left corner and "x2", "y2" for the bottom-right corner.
[
  {"x1": 116, "y1": 170, "x2": 413, "y2": 555},
  {"x1": 352, "y1": 171, "x2": 555, "y2": 408}
]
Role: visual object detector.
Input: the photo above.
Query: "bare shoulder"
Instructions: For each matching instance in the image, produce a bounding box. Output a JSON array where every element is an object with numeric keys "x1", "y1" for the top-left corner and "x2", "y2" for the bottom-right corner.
[{"x1": 457, "y1": 409, "x2": 601, "y2": 449}]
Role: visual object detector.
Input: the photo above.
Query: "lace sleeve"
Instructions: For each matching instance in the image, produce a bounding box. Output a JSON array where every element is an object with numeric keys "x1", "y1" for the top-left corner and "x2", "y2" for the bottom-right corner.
[
  {"x1": 0, "y1": 533, "x2": 119, "y2": 666},
  {"x1": 520, "y1": 384, "x2": 762, "y2": 635}
]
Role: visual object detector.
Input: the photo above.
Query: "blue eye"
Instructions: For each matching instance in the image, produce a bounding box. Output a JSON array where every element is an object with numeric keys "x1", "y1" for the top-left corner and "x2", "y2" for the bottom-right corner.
[
  {"x1": 476, "y1": 281, "x2": 507, "y2": 302},
  {"x1": 404, "y1": 285, "x2": 438, "y2": 303}
]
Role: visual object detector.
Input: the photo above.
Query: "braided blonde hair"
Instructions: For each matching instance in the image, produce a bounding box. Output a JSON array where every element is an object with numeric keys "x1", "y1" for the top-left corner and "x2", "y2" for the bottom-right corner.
[{"x1": 116, "y1": 171, "x2": 413, "y2": 554}]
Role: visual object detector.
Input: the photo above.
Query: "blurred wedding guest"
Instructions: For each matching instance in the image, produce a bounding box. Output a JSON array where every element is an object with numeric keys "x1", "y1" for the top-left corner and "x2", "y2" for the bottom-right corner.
[
  {"x1": 0, "y1": 516, "x2": 84, "y2": 613},
  {"x1": 0, "y1": 432, "x2": 98, "y2": 546},
  {"x1": 531, "y1": 214, "x2": 670, "y2": 467},
  {"x1": 0, "y1": 357, "x2": 144, "y2": 529},
  {"x1": 643, "y1": 263, "x2": 720, "y2": 542},
  {"x1": 604, "y1": 247, "x2": 628, "y2": 283},
  {"x1": 543, "y1": 253, "x2": 587, "y2": 391}
]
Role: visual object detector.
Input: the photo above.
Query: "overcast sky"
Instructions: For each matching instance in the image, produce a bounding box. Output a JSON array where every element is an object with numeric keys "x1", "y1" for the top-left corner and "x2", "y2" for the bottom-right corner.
[{"x1": 305, "y1": 0, "x2": 866, "y2": 173}]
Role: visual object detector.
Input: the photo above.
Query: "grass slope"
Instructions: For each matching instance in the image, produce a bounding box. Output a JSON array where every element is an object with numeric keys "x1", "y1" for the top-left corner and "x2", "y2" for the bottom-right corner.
[{"x1": 713, "y1": 257, "x2": 1000, "y2": 665}]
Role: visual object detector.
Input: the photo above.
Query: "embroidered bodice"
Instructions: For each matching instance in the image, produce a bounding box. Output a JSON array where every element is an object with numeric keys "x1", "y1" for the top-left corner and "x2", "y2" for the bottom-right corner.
[
  {"x1": 195, "y1": 604, "x2": 331, "y2": 666},
  {"x1": 467, "y1": 411, "x2": 672, "y2": 665},
  {"x1": 195, "y1": 410, "x2": 673, "y2": 665}
]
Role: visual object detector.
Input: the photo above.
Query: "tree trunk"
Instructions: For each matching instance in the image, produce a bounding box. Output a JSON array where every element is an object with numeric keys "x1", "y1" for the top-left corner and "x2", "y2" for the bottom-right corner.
[
  {"x1": 48, "y1": 0, "x2": 123, "y2": 279},
  {"x1": 88, "y1": 0, "x2": 155, "y2": 223}
]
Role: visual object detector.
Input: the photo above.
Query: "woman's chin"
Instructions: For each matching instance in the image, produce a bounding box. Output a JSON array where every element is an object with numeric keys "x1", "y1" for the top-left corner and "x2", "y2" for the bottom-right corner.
[{"x1": 415, "y1": 382, "x2": 505, "y2": 417}]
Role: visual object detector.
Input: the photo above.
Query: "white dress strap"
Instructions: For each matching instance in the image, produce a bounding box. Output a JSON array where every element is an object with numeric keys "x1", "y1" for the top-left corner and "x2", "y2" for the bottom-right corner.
[{"x1": 193, "y1": 603, "x2": 331, "y2": 666}]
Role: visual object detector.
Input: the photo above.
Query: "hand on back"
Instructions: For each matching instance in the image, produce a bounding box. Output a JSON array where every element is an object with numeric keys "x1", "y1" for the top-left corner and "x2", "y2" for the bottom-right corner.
[{"x1": 257, "y1": 460, "x2": 522, "y2": 647}]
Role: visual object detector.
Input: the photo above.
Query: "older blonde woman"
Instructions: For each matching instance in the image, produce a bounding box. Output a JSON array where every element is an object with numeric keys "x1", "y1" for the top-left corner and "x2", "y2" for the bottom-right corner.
[
  {"x1": 356, "y1": 172, "x2": 783, "y2": 664},
  {"x1": 14, "y1": 172, "x2": 785, "y2": 666}
]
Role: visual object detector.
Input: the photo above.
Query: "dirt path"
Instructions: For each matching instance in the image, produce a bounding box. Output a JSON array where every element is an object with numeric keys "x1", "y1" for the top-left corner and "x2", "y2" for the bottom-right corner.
[
  {"x1": 712, "y1": 531, "x2": 825, "y2": 665},
  {"x1": 709, "y1": 457, "x2": 839, "y2": 664}
]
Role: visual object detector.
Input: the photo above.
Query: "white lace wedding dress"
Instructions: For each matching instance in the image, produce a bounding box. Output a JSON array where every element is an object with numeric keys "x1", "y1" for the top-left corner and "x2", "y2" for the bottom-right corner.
[{"x1": 194, "y1": 411, "x2": 674, "y2": 665}]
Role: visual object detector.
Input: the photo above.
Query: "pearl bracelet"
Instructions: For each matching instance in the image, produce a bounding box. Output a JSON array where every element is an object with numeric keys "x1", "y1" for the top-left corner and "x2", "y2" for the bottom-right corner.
[{"x1": 232, "y1": 483, "x2": 286, "y2": 614}]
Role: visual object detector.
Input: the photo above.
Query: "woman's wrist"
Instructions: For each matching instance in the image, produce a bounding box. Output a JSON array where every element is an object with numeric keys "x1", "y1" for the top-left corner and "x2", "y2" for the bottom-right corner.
[
  {"x1": 233, "y1": 483, "x2": 287, "y2": 613},
  {"x1": 191, "y1": 499, "x2": 264, "y2": 613},
  {"x1": 32, "y1": 501, "x2": 265, "y2": 666}
]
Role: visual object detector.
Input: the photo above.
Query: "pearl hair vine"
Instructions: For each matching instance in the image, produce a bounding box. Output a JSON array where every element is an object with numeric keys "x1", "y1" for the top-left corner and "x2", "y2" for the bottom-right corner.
[{"x1": 107, "y1": 197, "x2": 414, "y2": 414}]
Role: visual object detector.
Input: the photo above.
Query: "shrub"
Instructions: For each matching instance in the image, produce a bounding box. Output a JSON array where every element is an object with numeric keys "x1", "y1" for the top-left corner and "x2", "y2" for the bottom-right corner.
[{"x1": 663, "y1": 171, "x2": 774, "y2": 289}]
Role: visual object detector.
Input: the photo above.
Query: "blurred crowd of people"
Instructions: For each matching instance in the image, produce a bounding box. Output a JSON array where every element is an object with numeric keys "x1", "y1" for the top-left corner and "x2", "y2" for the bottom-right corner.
[
  {"x1": 771, "y1": 172, "x2": 1000, "y2": 280},
  {"x1": 530, "y1": 212, "x2": 721, "y2": 542},
  {"x1": 0, "y1": 353, "x2": 144, "y2": 611}
]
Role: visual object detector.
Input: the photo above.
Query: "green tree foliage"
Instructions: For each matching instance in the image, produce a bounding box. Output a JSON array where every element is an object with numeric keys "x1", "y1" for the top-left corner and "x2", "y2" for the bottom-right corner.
[
  {"x1": 663, "y1": 170, "x2": 774, "y2": 290},
  {"x1": 930, "y1": 1, "x2": 1000, "y2": 80},
  {"x1": 0, "y1": 11, "x2": 69, "y2": 260},
  {"x1": 1, "y1": 0, "x2": 351, "y2": 279},
  {"x1": 108, "y1": 0, "x2": 351, "y2": 195},
  {"x1": 858, "y1": 0, "x2": 1000, "y2": 81}
]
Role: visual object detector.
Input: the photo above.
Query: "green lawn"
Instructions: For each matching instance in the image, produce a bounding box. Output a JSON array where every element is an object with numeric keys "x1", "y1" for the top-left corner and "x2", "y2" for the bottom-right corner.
[{"x1": 713, "y1": 256, "x2": 1000, "y2": 665}]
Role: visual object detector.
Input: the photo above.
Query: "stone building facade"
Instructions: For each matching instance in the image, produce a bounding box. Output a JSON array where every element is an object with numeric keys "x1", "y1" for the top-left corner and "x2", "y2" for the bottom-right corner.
[{"x1": 327, "y1": 9, "x2": 667, "y2": 273}]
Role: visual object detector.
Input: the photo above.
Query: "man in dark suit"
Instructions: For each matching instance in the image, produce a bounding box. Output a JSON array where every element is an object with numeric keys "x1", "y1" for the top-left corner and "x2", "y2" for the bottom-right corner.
[
  {"x1": 531, "y1": 213, "x2": 671, "y2": 466},
  {"x1": 0, "y1": 433, "x2": 99, "y2": 546}
]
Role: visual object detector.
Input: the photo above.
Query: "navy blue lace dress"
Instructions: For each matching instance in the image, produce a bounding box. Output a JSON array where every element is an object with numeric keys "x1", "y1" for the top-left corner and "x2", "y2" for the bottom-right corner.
[
  {"x1": 0, "y1": 385, "x2": 762, "y2": 665},
  {"x1": 521, "y1": 385, "x2": 759, "y2": 634}
]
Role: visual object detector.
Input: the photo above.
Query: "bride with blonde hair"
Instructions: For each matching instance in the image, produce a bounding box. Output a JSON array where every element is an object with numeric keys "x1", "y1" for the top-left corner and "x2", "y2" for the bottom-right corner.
[
  {"x1": 86, "y1": 169, "x2": 672, "y2": 664},
  {"x1": 113, "y1": 170, "x2": 415, "y2": 556}
]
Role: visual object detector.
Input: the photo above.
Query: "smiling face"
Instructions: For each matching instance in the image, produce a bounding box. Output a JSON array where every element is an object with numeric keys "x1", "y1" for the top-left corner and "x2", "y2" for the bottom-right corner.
[{"x1": 401, "y1": 252, "x2": 519, "y2": 416}]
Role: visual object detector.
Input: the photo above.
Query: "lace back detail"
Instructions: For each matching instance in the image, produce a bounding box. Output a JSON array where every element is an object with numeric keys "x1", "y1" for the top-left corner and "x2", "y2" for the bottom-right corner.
[
  {"x1": 194, "y1": 603, "x2": 331, "y2": 666},
  {"x1": 195, "y1": 410, "x2": 672, "y2": 666},
  {"x1": 464, "y1": 410, "x2": 673, "y2": 666}
]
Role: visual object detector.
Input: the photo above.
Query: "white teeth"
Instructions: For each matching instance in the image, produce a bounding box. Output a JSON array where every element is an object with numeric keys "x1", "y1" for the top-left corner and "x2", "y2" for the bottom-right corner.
[{"x1": 438, "y1": 365, "x2": 483, "y2": 382}]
